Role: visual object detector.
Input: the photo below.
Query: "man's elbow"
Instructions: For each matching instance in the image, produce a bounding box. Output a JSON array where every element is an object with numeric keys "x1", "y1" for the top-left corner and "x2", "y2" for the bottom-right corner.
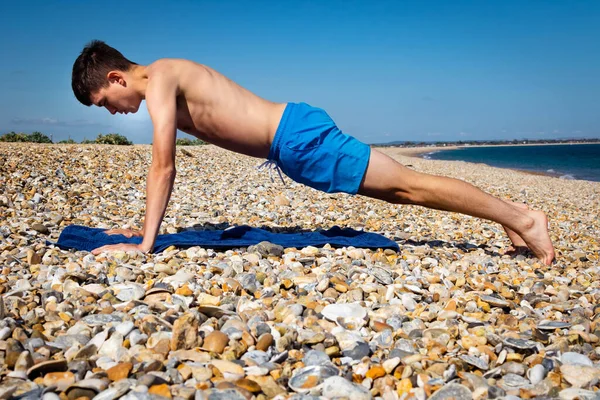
[{"x1": 150, "y1": 163, "x2": 176, "y2": 177}]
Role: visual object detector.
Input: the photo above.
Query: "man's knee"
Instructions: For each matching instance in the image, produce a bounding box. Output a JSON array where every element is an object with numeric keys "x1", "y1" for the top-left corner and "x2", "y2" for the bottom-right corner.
[
  {"x1": 360, "y1": 174, "x2": 423, "y2": 204},
  {"x1": 358, "y1": 154, "x2": 424, "y2": 204},
  {"x1": 390, "y1": 184, "x2": 423, "y2": 204}
]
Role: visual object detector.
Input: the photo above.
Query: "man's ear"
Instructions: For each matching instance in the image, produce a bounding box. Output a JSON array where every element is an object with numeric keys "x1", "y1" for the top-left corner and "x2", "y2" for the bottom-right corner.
[{"x1": 107, "y1": 71, "x2": 126, "y2": 86}]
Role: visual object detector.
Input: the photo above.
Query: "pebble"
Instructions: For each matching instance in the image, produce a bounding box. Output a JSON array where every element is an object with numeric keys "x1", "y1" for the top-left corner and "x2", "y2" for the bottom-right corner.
[
  {"x1": 304, "y1": 350, "x2": 332, "y2": 366},
  {"x1": 427, "y1": 383, "x2": 473, "y2": 400},
  {"x1": 561, "y1": 352, "x2": 594, "y2": 366},
  {"x1": 460, "y1": 354, "x2": 489, "y2": 370},
  {"x1": 560, "y1": 365, "x2": 600, "y2": 388},
  {"x1": 321, "y1": 376, "x2": 372, "y2": 400},
  {"x1": 211, "y1": 360, "x2": 245, "y2": 380},
  {"x1": 202, "y1": 330, "x2": 229, "y2": 353},
  {"x1": 503, "y1": 337, "x2": 538, "y2": 350},
  {"x1": 527, "y1": 364, "x2": 547, "y2": 385},
  {"x1": 171, "y1": 312, "x2": 200, "y2": 351},
  {"x1": 255, "y1": 333, "x2": 273, "y2": 351},
  {"x1": 558, "y1": 388, "x2": 600, "y2": 400}
]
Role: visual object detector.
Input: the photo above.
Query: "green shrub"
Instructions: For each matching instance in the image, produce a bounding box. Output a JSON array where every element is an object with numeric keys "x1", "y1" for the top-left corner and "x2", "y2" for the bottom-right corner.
[
  {"x1": 0, "y1": 131, "x2": 53, "y2": 143},
  {"x1": 176, "y1": 137, "x2": 206, "y2": 146},
  {"x1": 0, "y1": 132, "x2": 26, "y2": 142},
  {"x1": 94, "y1": 133, "x2": 132, "y2": 145},
  {"x1": 29, "y1": 131, "x2": 53, "y2": 143}
]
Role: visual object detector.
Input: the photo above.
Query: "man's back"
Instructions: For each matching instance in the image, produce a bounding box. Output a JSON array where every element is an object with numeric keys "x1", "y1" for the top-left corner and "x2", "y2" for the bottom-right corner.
[{"x1": 148, "y1": 58, "x2": 286, "y2": 158}]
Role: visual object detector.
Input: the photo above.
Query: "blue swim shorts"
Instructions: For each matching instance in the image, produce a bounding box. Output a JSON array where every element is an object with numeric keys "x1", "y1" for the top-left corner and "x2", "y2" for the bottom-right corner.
[{"x1": 267, "y1": 102, "x2": 371, "y2": 194}]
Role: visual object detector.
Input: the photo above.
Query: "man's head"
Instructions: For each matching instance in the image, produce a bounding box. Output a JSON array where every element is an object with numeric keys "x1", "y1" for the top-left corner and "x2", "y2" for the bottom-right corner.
[{"x1": 72, "y1": 40, "x2": 143, "y2": 114}]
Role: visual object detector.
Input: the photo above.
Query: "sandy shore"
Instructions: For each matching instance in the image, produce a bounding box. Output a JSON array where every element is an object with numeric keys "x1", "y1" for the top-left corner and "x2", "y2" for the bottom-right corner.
[
  {"x1": 375, "y1": 145, "x2": 460, "y2": 158},
  {"x1": 1, "y1": 143, "x2": 599, "y2": 399}
]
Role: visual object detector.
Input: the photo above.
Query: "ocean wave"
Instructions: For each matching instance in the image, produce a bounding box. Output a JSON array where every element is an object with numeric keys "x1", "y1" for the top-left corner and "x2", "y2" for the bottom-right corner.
[
  {"x1": 559, "y1": 174, "x2": 575, "y2": 180},
  {"x1": 423, "y1": 151, "x2": 438, "y2": 160},
  {"x1": 546, "y1": 169, "x2": 555, "y2": 173}
]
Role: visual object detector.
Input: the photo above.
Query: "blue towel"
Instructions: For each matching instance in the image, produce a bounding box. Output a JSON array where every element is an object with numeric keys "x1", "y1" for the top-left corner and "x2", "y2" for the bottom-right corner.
[{"x1": 49, "y1": 225, "x2": 400, "y2": 253}]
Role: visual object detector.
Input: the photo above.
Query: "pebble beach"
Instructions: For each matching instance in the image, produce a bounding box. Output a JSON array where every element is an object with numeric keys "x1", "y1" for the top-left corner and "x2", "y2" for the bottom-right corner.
[{"x1": 1, "y1": 142, "x2": 600, "y2": 400}]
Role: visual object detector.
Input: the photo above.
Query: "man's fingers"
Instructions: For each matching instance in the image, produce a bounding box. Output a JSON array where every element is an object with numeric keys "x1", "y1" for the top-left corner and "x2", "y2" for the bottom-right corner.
[
  {"x1": 104, "y1": 229, "x2": 138, "y2": 238},
  {"x1": 91, "y1": 245, "x2": 109, "y2": 255},
  {"x1": 91, "y1": 243, "x2": 143, "y2": 255},
  {"x1": 92, "y1": 244, "x2": 122, "y2": 255}
]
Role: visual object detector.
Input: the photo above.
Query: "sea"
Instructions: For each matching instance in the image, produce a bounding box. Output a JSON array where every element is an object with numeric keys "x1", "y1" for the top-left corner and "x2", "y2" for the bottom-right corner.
[{"x1": 423, "y1": 143, "x2": 600, "y2": 182}]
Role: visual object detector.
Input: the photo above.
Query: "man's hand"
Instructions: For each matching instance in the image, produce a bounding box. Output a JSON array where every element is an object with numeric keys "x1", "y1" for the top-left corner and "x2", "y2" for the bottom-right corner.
[
  {"x1": 105, "y1": 228, "x2": 143, "y2": 238},
  {"x1": 91, "y1": 242, "x2": 151, "y2": 255}
]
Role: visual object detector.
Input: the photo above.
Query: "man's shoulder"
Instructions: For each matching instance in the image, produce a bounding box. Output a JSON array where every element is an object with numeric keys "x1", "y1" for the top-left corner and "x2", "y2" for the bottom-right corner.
[
  {"x1": 148, "y1": 58, "x2": 202, "y2": 72},
  {"x1": 147, "y1": 58, "x2": 206, "y2": 84},
  {"x1": 147, "y1": 58, "x2": 178, "y2": 75}
]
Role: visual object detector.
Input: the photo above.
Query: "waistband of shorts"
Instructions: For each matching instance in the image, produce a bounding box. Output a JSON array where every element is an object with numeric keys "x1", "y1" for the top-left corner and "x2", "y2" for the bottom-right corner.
[{"x1": 268, "y1": 102, "x2": 298, "y2": 162}]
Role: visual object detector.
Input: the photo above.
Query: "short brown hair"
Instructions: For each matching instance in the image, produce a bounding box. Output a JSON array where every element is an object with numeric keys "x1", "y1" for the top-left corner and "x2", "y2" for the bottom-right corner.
[{"x1": 71, "y1": 40, "x2": 137, "y2": 106}]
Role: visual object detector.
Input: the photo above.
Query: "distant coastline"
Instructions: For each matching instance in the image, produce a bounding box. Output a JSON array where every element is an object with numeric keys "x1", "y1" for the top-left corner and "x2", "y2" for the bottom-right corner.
[
  {"x1": 374, "y1": 141, "x2": 600, "y2": 158},
  {"x1": 375, "y1": 142, "x2": 600, "y2": 180}
]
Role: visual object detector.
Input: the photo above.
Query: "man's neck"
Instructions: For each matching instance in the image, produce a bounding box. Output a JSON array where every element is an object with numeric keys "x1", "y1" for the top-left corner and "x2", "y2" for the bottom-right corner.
[{"x1": 130, "y1": 65, "x2": 149, "y2": 99}]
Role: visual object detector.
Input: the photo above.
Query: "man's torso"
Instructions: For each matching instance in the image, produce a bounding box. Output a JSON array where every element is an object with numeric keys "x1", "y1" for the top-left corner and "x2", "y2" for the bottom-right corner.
[{"x1": 148, "y1": 59, "x2": 286, "y2": 158}]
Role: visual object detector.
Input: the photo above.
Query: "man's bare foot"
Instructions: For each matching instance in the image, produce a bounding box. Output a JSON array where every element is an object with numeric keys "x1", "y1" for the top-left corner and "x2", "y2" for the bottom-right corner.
[
  {"x1": 515, "y1": 208, "x2": 555, "y2": 265},
  {"x1": 501, "y1": 200, "x2": 528, "y2": 249}
]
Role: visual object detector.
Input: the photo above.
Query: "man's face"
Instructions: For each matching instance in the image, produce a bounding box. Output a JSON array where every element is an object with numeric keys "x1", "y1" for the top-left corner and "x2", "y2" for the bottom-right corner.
[{"x1": 90, "y1": 72, "x2": 142, "y2": 115}]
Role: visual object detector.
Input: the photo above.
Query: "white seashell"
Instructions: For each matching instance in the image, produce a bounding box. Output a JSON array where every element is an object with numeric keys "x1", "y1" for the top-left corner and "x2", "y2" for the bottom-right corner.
[
  {"x1": 321, "y1": 303, "x2": 366, "y2": 322},
  {"x1": 402, "y1": 293, "x2": 417, "y2": 311},
  {"x1": 129, "y1": 330, "x2": 148, "y2": 346},
  {"x1": 88, "y1": 329, "x2": 109, "y2": 349},
  {"x1": 98, "y1": 332, "x2": 125, "y2": 361},
  {"x1": 288, "y1": 365, "x2": 340, "y2": 394},
  {"x1": 111, "y1": 283, "x2": 145, "y2": 301},
  {"x1": 95, "y1": 356, "x2": 118, "y2": 371},
  {"x1": 115, "y1": 321, "x2": 135, "y2": 337}
]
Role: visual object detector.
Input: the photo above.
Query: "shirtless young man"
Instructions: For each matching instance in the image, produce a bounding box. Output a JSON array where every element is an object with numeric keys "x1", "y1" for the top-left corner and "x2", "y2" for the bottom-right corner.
[{"x1": 71, "y1": 40, "x2": 555, "y2": 265}]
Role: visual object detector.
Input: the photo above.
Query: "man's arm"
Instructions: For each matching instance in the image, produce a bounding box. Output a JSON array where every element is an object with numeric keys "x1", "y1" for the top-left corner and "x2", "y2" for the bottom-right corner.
[
  {"x1": 137, "y1": 71, "x2": 179, "y2": 252},
  {"x1": 90, "y1": 67, "x2": 179, "y2": 256}
]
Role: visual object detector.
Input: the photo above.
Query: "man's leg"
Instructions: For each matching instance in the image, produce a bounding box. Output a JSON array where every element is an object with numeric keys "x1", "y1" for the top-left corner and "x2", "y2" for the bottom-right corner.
[{"x1": 358, "y1": 149, "x2": 555, "y2": 265}]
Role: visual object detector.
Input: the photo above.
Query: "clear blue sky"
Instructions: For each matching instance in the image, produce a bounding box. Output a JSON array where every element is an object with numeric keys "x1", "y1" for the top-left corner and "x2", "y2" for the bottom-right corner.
[{"x1": 1, "y1": 0, "x2": 599, "y2": 143}]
